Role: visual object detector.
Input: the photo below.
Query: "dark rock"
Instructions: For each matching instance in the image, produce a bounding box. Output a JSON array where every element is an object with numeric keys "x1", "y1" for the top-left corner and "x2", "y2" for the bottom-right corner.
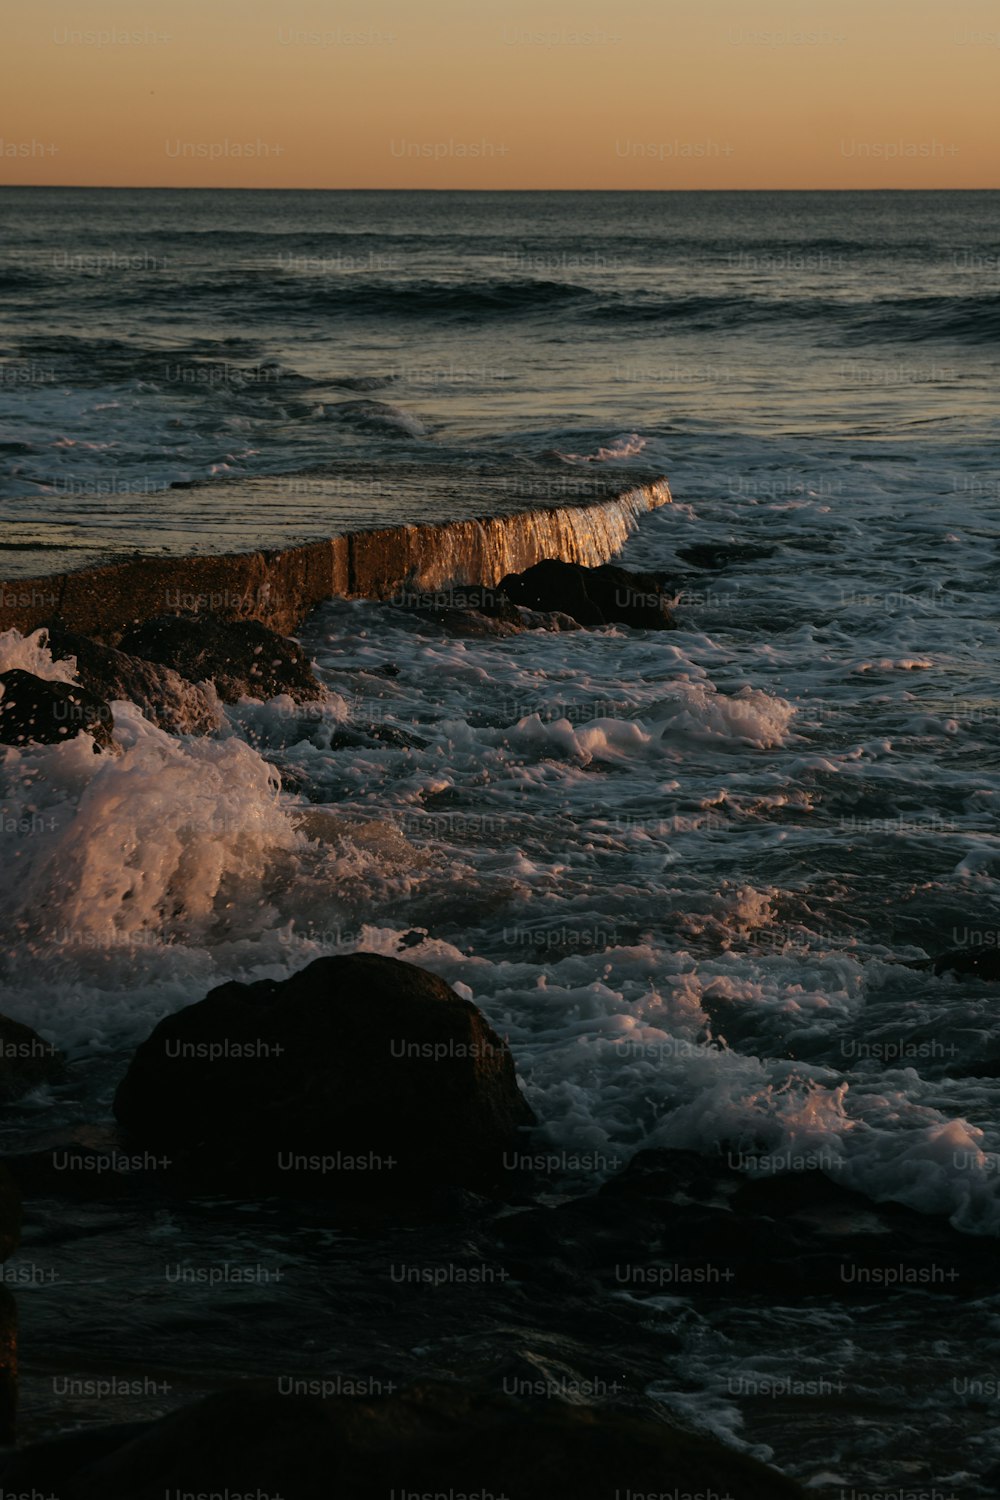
[
  {"x1": 498, "y1": 560, "x2": 674, "y2": 630},
  {"x1": 583, "y1": 563, "x2": 676, "y2": 629},
  {"x1": 2, "y1": 1127, "x2": 179, "y2": 1202},
  {"x1": 327, "y1": 723, "x2": 427, "y2": 751},
  {"x1": 0, "y1": 1381, "x2": 807, "y2": 1500},
  {"x1": 677, "y1": 543, "x2": 777, "y2": 571},
  {"x1": 498, "y1": 560, "x2": 606, "y2": 626},
  {"x1": 403, "y1": 585, "x2": 521, "y2": 622},
  {"x1": 587, "y1": 1149, "x2": 1000, "y2": 1298},
  {"x1": 931, "y1": 943, "x2": 1000, "y2": 981},
  {"x1": 946, "y1": 1055, "x2": 1000, "y2": 1080},
  {"x1": 0, "y1": 1015, "x2": 65, "y2": 1104},
  {"x1": 113, "y1": 954, "x2": 535, "y2": 1194},
  {"x1": 0, "y1": 1165, "x2": 21, "y2": 1265},
  {"x1": 117, "y1": 616, "x2": 322, "y2": 705},
  {"x1": 0, "y1": 1422, "x2": 150, "y2": 1490},
  {"x1": 0, "y1": 1287, "x2": 14, "y2": 1446},
  {"x1": 520, "y1": 608, "x2": 582, "y2": 631},
  {"x1": 396, "y1": 586, "x2": 526, "y2": 637},
  {"x1": 492, "y1": 1148, "x2": 1000, "y2": 1304},
  {"x1": 45, "y1": 629, "x2": 218, "y2": 735},
  {"x1": 0, "y1": 1167, "x2": 21, "y2": 1444},
  {"x1": 408, "y1": 605, "x2": 522, "y2": 638},
  {"x1": 0, "y1": 669, "x2": 113, "y2": 752}
]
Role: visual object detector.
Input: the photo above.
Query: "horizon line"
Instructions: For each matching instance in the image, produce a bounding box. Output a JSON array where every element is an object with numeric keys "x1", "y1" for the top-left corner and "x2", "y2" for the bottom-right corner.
[{"x1": 2, "y1": 183, "x2": 998, "y2": 193}]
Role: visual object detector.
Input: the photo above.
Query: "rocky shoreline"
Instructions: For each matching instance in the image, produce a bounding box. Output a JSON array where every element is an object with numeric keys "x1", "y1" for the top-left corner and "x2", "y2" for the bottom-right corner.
[
  {"x1": 0, "y1": 558, "x2": 676, "y2": 752},
  {"x1": 2, "y1": 560, "x2": 999, "y2": 1496}
]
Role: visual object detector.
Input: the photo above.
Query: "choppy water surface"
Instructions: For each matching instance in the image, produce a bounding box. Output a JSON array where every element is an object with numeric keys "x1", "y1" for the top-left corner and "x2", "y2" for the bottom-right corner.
[{"x1": 1, "y1": 189, "x2": 999, "y2": 1492}]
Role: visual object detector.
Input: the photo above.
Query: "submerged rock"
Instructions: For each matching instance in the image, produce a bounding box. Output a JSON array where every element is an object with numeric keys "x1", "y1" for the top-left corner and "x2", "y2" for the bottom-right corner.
[
  {"x1": 395, "y1": 585, "x2": 525, "y2": 637},
  {"x1": 327, "y1": 722, "x2": 427, "y2": 750},
  {"x1": 117, "y1": 615, "x2": 322, "y2": 705},
  {"x1": 498, "y1": 559, "x2": 674, "y2": 630},
  {"x1": 677, "y1": 542, "x2": 777, "y2": 570},
  {"x1": 406, "y1": 604, "x2": 522, "y2": 637},
  {"x1": 0, "y1": 1015, "x2": 65, "y2": 1104},
  {"x1": 0, "y1": 669, "x2": 113, "y2": 752},
  {"x1": 494, "y1": 1148, "x2": 1000, "y2": 1301},
  {"x1": 931, "y1": 942, "x2": 1000, "y2": 982},
  {"x1": 45, "y1": 629, "x2": 219, "y2": 735},
  {"x1": 0, "y1": 1380, "x2": 807, "y2": 1499},
  {"x1": 113, "y1": 953, "x2": 535, "y2": 1194}
]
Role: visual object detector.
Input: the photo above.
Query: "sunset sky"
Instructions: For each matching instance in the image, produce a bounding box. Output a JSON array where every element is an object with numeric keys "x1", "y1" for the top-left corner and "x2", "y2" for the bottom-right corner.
[{"x1": 1, "y1": 0, "x2": 995, "y2": 189}]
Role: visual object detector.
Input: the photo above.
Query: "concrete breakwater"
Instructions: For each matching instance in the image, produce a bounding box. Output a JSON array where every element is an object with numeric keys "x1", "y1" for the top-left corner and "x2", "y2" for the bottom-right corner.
[{"x1": 0, "y1": 470, "x2": 671, "y2": 638}]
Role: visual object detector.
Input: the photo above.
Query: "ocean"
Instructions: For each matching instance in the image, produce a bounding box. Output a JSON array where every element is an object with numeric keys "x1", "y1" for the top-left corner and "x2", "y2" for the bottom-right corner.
[{"x1": 1, "y1": 188, "x2": 999, "y2": 1492}]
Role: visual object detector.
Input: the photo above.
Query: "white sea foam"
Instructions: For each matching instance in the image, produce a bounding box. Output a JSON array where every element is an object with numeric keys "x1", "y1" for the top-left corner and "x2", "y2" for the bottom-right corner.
[
  {"x1": 0, "y1": 627, "x2": 77, "y2": 683},
  {"x1": 3, "y1": 443, "x2": 1000, "y2": 1243},
  {"x1": 556, "y1": 432, "x2": 648, "y2": 463}
]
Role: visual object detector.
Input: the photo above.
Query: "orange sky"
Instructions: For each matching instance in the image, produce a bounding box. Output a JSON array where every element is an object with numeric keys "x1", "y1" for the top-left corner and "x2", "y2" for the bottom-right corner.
[{"x1": 0, "y1": 0, "x2": 995, "y2": 188}]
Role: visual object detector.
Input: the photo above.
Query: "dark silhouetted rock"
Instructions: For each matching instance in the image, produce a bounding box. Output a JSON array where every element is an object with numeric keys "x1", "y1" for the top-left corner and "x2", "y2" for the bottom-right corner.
[
  {"x1": 0, "y1": 1167, "x2": 21, "y2": 1443},
  {"x1": 497, "y1": 1148, "x2": 1000, "y2": 1302},
  {"x1": 117, "y1": 616, "x2": 322, "y2": 705},
  {"x1": 45, "y1": 629, "x2": 218, "y2": 735},
  {"x1": 0, "y1": 669, "x2": 113, "y2": 752},
  {"x1": 0, "y1": 1287, "x2": 13, "y2": 1446},
  {"x1": 583, "y1": 563, "x2": 676, "y2": 629},
  {"x1": 498, "y1": 560, "x2": 674, "y2": 630},
  {"x1": 931, "y1": 943, "x2": 1000, "y2": 981},
  {"x1": 114, "y1": 954, "x2": 535, "y2": 1194},
  {"x1": 0, "y1": 1166, "x2": 20, "y2": 1266},
  {"x1": 947, "y1": 1055, "x2": 1000, "y2": 1079},
  {"x1": 0, "y1": 1015, "x2": 65, "y2": 1104},
  {"x1": 327, "y1": 723, "x2": 427, "y2": 750},
  {"x1": 498, "y1": 560, "x2": 605, "y2": 626},
  {"x1": 0, "y1": 1381, "x2": 807, "y2": 1500},
  {"x1": 677, "y1": 543, "x2": 776, "y2": 570},
  {"x1": 395, "y1": 585, "x2": 526, "y2": 637}
]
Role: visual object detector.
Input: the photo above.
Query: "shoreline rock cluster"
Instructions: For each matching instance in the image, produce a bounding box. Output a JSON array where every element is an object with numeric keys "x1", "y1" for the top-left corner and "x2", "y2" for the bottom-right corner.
[
  {"x1": 399, "y1": 558, "x2": 676, "y2": 634},
  {"x1": 0, "y1": 614, "x2": 324, "y2": 750},
  {"x1": 0, "y1": 557, "x2": 671, "y2": 752},
  {"x1": 0, "y1": 950, "x2": 814, "y2": 1497},
  {"x1": 2, "y1": 937, "x2": 999, "y2": 1492},
  {"x1": 2, "y1": 564, "x2": 998, "y2": 1492},
  {"x1": 0, "y1": 1380, "x2": 806, "y2": 1499}
]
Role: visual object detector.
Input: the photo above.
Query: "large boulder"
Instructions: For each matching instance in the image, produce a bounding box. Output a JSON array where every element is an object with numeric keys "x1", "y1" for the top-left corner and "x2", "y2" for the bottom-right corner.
[
  {"x1": 117, "y1": 616, "x2": 322, "y2": 705},
  {"x1": 0, "y1": 1381, "x2": 807, "y2": 1500},
  {"x1": 0, "y1": 669, "x2": 113, "y2": 752},
  {"x1": 498, "y1": 560, "x2": 674, "y2": 630},
  {"x1": 113, "y1": 954, "x2": 535, "y2": 1194},
  {"x1": 45, "y1": 629, "x2": 219, "y2": 735}
]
